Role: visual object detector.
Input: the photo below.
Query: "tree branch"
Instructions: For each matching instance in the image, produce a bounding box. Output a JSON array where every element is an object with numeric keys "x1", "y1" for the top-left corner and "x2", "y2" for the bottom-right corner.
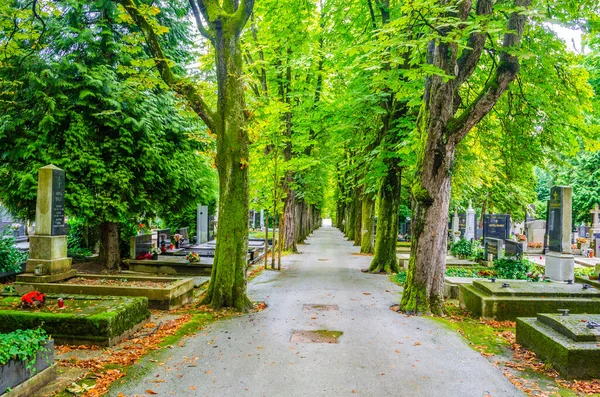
[
  {"x1": 189, "y1": 0, "x2": 214, "y2": 42},
  {"x1": 116, "y1": 0, "x2": 215, "y2": 131},
  {"x1": 455, "y1": 0, "x2": 494, "y2": 89},
  {"x1": 449, "y1": 0, "x2": 532, "y2": 145},
  {"x1": 233, "y1": 0, "x2": 254, "y2": 32}
]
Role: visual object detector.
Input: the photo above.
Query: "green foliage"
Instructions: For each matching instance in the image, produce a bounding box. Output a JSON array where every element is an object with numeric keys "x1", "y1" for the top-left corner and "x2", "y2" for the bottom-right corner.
[
  {"x1": 0, "y1": 228, "x2": 27, "y2": 273},
  {"x1": 66, "y1": 218, "x2": 92, "y2": 259},
  {"x1": 0, "y1": 328, "x2": 49, "y2": 369},
  {"x1": 445, "y1": 267, "x2": 496, "y2": 279},
  {"x1": 449, "y1": 239, "x2": 473, "y2": 259},
  {"x1": 493, "y1": 257, "x2": 536, "y2": 280},
  {"x1": 0, "y1": 1, "x2": 217, "y2": 262}
]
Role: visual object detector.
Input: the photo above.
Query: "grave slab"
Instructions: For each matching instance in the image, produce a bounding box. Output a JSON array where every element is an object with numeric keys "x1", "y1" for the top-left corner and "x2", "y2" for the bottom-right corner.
[
  {"x1": 125, "y1": 256, "x2": 213, "y2": 276},
  {"x1": 14, "y1": 274, "x2": 194, "y2": 310},
  {"x1": 460, "y1": 280, "x2": 600, "y2": 320},
  {"x1": 0, "y1": 295, "x2": 149, "y2": 346},
  {"x1": 516, "y1": 313, "x2": 600, "y2": 379}
]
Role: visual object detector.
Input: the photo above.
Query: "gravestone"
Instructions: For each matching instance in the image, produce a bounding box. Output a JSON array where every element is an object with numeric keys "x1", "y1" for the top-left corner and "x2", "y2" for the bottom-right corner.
[
  {"x1": 525, "y1": 220, "x2": 546, "y2": 243},
  {"x1": 20, "y1": 165, "x2": 75, "y2": 282},
  {"x1": 484, "y1": 238, "x2": 503, "y2": 261},
  {"x1": 504, "y1": 240, "x2": 523, "y2": 259},
  {"x1": 451, "y1": 209, "x2": 460, "y2": 242},
  {"x1": 129, "y1": 233, "x2": 153, "y2": 259},
  {"x1": 197, "y1": 205, "x2": 209, "y2": 244},
  {"x1": 545, "y1": 186, "x2": 574, "y2": 281},
  {"x1": 177, "y1": 227, "x2": 189, "y2": 243},
  {"x1": 483, "y1": 214, "x2": 511, "y2": 240},
  {"x1": 0, "y1": 206, "x2": 26, "y2": 242},
  {"x1": 156, "y1": 228, "x2": 171, "y2": 249},
  {"x1": 464, "y1": 200, "x2": 476, "y2": 241},
  {"x1": 579, "y1": 222, "x2": 587, "y2": 238}
]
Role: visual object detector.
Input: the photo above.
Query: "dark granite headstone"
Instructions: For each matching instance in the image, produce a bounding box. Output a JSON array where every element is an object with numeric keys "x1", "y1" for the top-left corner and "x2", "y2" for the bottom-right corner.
[
  {"x1": 483, "y1": 214, "x2": 511, "y2": 240},
  {"x1": 51, "y1": 168, "x2": 67, "y2": 236},
  {"x1": 504, "y1": 240, "x2": 523, "y2": 259},
  {"x1": 548, "y1": 187, "x2": 564, "y2": 252},
  {"x1": 156, "y1": 228, "x2": 171, "y2": 248},
  {"x1": 131, "y1": 233, "x2": 153, "y2": 259},
  {"x1": 484, "y1": 238, "x2": 503, "y2": 261}
]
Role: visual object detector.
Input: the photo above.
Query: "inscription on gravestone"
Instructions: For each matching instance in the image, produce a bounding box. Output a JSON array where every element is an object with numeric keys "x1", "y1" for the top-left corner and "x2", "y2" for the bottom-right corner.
[
  {"x1": 548, "y1": 187, "x2": 563, "y2": 252},
  {"x1": 51, "y1": 169, "x2": 67, "y2": 236},
  {"x1": 483, "y1": 214, "x2": 511, "y2": 240}
]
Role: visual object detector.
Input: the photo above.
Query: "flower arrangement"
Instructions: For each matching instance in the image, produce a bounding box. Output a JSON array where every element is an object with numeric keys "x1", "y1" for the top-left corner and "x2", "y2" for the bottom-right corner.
[
  {"x1": 576, "y1": 237, "x2": 588, "y2": 244},
  {"x1": 10, "y1": 223, "x2": 21, "y2": 231},
  {"x1": 527, "y1": 242, "x2": 543, "y2": 248},
  {"x1": 186, "y1": 252, "x2": 200, "y2": 263},
  {"x1": 173, "y1": 234, "x2": 183, "y2": 242},
  {"x1": 149, "y1": 247, "x2": 161, "y2": 255},
  {"x1": 526, "y1": 271, "x2": 547, "y2": 283},
  {"x1": 517, "y1": 234, "x2": 527, "y2": 242},
  {"x1": 21, "y1": 291, "x2": 46, "y2": 308}
]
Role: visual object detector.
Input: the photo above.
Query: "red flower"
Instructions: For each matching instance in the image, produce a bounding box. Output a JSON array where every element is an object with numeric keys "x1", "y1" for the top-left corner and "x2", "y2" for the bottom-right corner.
[{"x1": 21, "y1": 291, "x2": 46, "y2": 306}]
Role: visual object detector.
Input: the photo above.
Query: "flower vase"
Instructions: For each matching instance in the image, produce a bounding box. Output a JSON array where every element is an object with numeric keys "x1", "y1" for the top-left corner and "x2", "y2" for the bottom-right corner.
[
  {"x1": 175, "y1": 241, "x2": 180, "y2": 249},
  {"x1": 152, "y1": 254, "x2": 158, "y2": 260}
]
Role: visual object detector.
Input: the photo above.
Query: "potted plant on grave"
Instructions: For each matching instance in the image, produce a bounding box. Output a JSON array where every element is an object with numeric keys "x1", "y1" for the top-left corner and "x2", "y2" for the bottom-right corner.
[
  {"x1": 149, "y1": 247, "x2": 161, "y2": 260},
  {"x1": 10, "y1": 223, "x2": 21, "y2": 238},
  {"x1": 576, "y1": 237, "x2": 588, "y2": 249},
  {"x1": 20, "y1": 291, "x2": 46, "y2": 309},
  {"x1": 173, "y1": 233, "x2": 183, "y2": 249},
  {"x1": 185, "y1": 252, "x2": 200, "y2": 264},
  {"x1": 0, "y1": 328, "x2": 55, "y2": 396}
]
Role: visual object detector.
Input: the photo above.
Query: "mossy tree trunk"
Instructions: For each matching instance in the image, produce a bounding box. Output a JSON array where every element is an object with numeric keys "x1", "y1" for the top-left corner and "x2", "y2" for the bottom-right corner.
[
  {"x1": 368, "y1": 164, "x2": 401, "y2": 274},
  {"x1": 346, "y1": 193, "x2": 356, "y2": 241},
  {"x1": 99, "y1": 221, "x2": 120, "y2": 270},
  {"x1": 353, "y1": 187, "x2": 363, "y2": 247},
  {"x1": 119, "y1": 0, "x2": 256, "y2": 310},
  {"x1": 360, "y1": 193, "x2": 375, "y2": 254},
  {"x1": 400, "y1": 0, "x2": 531, "y2": 315}
]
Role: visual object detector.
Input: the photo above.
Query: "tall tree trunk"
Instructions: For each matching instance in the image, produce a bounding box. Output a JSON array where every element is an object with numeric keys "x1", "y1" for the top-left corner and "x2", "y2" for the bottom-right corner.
[
  {"x1": 99, "y1": 221, "x2": 120, "y2": 270},
  {"x1": 202, "y1": 22, "x2": 251, "y2": 311},
  {"x1": 400, "y1": 0, "x2": 531, "y2": 315},
  {"x1": 264, "y1": 210, "x2": 269, "y2": 269},
  {"x1": 346, "y1": 195, "x2": 356, "y2": 241},
  {"x1": 120, "y1": 0, "x2": 256, "y2": 310},
  {"x1": 353, "y1": 187, "x2": 363, "y2": 246},
  {"x1": 360, "y1": 193, "x2": 376, "y2": 254},
  {"x1": 368, "y1": 164, "x2": 401, "y2": 273},
  {"x1": 283, "y1": 187, "x2": 297, "y2": 252}
]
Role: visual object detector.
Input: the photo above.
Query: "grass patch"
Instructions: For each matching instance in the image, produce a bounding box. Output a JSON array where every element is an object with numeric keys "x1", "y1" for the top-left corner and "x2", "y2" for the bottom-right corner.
[
  {"x1": 390, "y1": 270, "x2": 407, "y2": 286},
  {"x1": 430, "y1": 302, "x2": 513, "y2": 356},
  {"x1": 396, "y1": 242, "x2": 411, "y2": 247}
]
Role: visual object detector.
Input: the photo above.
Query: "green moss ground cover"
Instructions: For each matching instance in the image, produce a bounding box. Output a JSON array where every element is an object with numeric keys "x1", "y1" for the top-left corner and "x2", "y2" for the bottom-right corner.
[{"x1": 0, "y1": 295, "x2": 149, "y2": 345}]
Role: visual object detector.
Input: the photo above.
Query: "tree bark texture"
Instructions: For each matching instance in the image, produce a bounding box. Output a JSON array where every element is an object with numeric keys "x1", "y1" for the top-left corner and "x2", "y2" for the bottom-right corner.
[
  {"x1": 283, "y1": 186, "x2": 298, "y2": 252},
  {"x1": 346, "y1": 195, "x2": 356, "y2": 241},
  {"x1": 401, "y1": 0, "x2": 532, "y2": 315},
  {"x1": 360, "y1": 193, "x2": 376, "y2": 254},
  {"x1": 353, "y1": 187, "x2": 363, "y2": 247},
  {"x1": 203, "y1": 23, "x2": 252, "y2": 311},
  {"x1": 369, "y1": 165, "x2": 401, "y2": 274},
  {"x1": 99, "y1": 221, "x2": 120, "y2": 270}
]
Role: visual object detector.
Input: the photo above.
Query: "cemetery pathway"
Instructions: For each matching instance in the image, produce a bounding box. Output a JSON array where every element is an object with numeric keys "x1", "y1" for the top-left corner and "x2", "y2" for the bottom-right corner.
[{"x1": 110, "y1": 224, "x2": 523, "y2": 397}]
